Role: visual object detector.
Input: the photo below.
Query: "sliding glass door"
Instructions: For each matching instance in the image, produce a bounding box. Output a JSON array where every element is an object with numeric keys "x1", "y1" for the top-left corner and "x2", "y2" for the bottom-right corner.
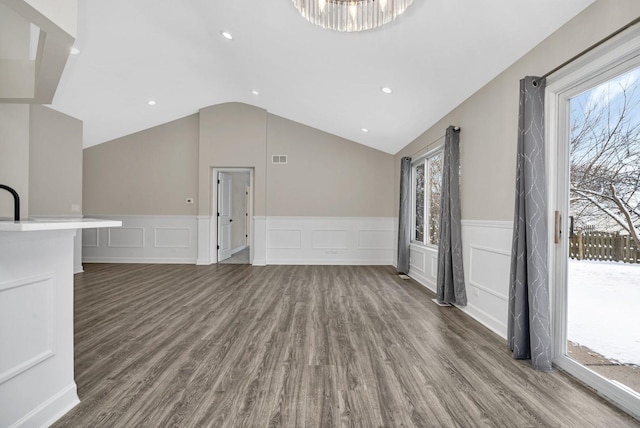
[{"x1": 549, "y1": 35, "x2": 640, "y2": 419}]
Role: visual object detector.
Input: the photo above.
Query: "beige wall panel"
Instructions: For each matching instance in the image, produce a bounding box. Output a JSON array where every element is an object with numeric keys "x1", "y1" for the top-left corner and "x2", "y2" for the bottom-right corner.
[
  {"x1": 83, "y1": 114, "x2": 199, "y2": 215},
  {"x1": 199, "y1": 103, "x2": 267, "y2": 216},
  {"x1": 266, "y1": 114, "x2": 394, "y2": 217},
  {"x1": 394, "y1": 0, "x2": 640, "y2": 222},
  {"x1": 0, "y1": 104, "x2": 29, "y2": 218},
  {"x1": 29, "y1": 105, "x2": 82, "y2": 216}
]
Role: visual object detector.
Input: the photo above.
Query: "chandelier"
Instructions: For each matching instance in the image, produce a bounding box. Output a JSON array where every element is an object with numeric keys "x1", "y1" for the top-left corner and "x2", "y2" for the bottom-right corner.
[{"x1": 292, "y1": 0, "x2": 414, "y2": 32}]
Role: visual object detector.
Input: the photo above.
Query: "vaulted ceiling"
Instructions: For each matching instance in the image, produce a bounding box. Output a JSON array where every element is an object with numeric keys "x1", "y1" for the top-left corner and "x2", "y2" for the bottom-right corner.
[{"x1": 50, "y1": 0, "x2": 596, "y2": 153}]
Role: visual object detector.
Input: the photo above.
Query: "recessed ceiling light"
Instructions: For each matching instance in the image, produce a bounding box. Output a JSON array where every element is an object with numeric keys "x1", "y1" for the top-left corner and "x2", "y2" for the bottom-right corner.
[
  {"x1": 147, "y1": 100, "x2": 156, "y2": 106},
  {"x1": 361, "y1": 128, "x2": 369, "y2": 133},
  {"x1": 381, "y1": 87, "x2": 393, "y2": 94},
  {"x1": 70, "y1": 47, "x2": 80, "y2": 55},
  {"x1": 221, "y1": 31, "x2": 233, "y2": 40},
  {"x1": 251, "y1": 90, "x2": 260, "y2": 95}
]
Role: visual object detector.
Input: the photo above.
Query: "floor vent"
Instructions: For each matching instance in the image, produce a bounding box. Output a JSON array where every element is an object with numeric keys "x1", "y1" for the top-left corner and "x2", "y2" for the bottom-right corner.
[
  {"x1": 432, "y1": 298, "x2": 452, "y2": 307},
  {"x1": 398, "y1": 274, "x2": 411, "y2": 280}
]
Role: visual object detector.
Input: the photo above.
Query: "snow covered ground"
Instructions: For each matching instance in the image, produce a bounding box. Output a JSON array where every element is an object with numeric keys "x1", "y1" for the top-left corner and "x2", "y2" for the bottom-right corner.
[{"x1": 568, "y1": 259, "x2": 640, "y2": 366}]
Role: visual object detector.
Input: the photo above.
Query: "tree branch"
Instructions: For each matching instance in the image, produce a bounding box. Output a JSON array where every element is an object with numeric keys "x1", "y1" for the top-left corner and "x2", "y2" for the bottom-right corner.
[
  {"x1": 571, "y1": 188, "x2": 632, "y2": 233},
  {"x1": 610, "y1": 184, "x2": 640, "y2": 246}
]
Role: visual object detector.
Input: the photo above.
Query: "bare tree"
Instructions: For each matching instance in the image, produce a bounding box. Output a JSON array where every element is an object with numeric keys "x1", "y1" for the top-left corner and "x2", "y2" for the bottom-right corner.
[{"x1": 570, "y1": 70, "x2": 640, "y2": 246}]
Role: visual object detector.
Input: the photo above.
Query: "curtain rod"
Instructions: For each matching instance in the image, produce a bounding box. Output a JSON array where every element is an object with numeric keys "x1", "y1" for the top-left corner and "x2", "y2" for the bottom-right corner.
[
  {"x1": 409, "y1": 126, "x2": 460, "y2": 158},
  {"x1": 538, "y1": 15, "x2": 640, "y2": 81}
]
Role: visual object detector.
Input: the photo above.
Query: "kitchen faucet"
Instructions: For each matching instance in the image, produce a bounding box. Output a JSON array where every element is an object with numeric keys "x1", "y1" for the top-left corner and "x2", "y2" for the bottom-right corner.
[{"x1": 0, "y1": 184, "x2": 20, "y2": 221}]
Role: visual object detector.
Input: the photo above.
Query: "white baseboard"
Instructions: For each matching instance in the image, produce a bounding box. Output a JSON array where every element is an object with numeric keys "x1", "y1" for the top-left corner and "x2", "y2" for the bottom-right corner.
[
  {"x1": 267, "y1": 258, "x2": 395, "y2": 266},
  {"x1": 232, "y1": 245, "x2": 246, "y2": 255},
  {"x1": 83, "y1": 257, "x2": 196, "y2": 264},
  {"x1": 10, "y1": 383, "x2": 79, "y2": 428}
]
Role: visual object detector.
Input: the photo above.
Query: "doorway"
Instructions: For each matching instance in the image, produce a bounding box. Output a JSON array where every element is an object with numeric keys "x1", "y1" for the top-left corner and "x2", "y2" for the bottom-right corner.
[
  {"x1": 549, "y1": 38, "x2": 640, "y2": 419},
  {"x1": 212, "y1": 168, "x2": 253, "y2": 265}
]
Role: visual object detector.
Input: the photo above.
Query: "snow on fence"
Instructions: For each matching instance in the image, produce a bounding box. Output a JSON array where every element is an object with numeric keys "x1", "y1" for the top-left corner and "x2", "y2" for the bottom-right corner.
[{"x1": 569, "y1": 231, "x2": 640, "y2": 263}]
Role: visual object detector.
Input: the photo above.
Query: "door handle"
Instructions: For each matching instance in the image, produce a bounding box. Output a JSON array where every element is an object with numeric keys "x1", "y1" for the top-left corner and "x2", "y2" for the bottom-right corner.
[{"x1": 554, "y1": 211, "x2": 561, "y2": 244}]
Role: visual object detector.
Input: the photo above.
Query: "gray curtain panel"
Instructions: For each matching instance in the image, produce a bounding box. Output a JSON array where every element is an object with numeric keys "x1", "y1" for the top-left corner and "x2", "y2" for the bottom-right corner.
[
  {"x1": 508, "y1": 76, "x2": 552, "y2": 371},
  {"x1": 436, "y1": 127, "x2": 467, "y2": 305},
  {"x1": 397, "y1": 157, "x2": 412, "y2": 274}
]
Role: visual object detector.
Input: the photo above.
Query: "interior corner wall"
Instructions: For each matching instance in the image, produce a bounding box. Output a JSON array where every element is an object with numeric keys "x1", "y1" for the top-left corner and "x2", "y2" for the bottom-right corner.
[
  {"x1": 198, "y1": 103, "x2": 267, "y2": 217},
  {"x1": 29, "y1": 105, "x2": 82, "y2": 216},
  {"x1": 266, "y1": 114, "x2": 394, "y2": 218},
  {"x1": 0, "y1": 104, "x2": 30, "y2": 219},
  {"x1": 394, "y1": 0, "x2": 640, "y2": 338}
]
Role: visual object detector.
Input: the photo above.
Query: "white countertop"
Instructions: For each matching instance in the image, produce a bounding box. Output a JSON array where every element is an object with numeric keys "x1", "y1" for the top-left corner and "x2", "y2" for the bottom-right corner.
[{"x1": 0, "y1": 218, "x2": 122, "y2": 232}]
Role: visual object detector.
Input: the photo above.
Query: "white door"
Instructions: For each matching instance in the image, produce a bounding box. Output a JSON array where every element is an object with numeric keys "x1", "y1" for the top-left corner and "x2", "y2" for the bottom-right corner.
[
  {"x1": 217, "y1": 172, "x2": 232, "y2": 261},
  {"x1": 245, "y1": 185, "x2": 250, "y2": 247}
]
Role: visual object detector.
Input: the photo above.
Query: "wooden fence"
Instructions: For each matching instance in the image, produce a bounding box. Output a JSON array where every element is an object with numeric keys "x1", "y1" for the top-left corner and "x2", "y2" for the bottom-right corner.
[{"x1": 569, "y1": 231, "x2": 640, "y2": 264}]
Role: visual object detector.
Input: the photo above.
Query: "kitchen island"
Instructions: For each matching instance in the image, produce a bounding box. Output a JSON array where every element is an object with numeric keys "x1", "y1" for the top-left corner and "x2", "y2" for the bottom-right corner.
[{"x1": 0, "y1": 219, "x2": 121, "y2": 427}]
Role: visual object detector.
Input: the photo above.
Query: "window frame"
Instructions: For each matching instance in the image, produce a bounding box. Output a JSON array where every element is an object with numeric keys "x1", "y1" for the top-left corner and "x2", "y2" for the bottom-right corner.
[{"x1": 410, "y1": 145, "x2": 444, "y2": 248}]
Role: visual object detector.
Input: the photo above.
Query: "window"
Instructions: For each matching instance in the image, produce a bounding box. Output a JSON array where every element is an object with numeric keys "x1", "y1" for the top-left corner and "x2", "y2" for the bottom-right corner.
[{"x1": 412, "y1": 150, "x2": 443, "y2": 246}]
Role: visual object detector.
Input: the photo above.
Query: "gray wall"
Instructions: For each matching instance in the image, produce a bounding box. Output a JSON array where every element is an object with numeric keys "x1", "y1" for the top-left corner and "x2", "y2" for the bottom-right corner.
[
  {"x1": 0, "y1": 104, "x2": 29, "y2": 219},
  {"x1": 83, "y1": 114, "x2": 199, "y2": 215},
  {"x1": 266, "y1": 114, "x2": 394, "y2": 217},
  {"x1": 29, "y1": 105, "x2": 82, "y2": 216},
  {"x1": 86, "y1": 102, "x2": 394, "y2": 220},
  {"x1": 394, "y1": 0, "x2": 640, "y2": 222}
]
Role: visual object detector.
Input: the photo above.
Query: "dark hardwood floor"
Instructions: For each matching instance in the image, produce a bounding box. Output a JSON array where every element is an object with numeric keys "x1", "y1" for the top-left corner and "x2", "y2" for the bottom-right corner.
[{"x1": 54, "y1": 264, "x2": 638, "y2": 427}]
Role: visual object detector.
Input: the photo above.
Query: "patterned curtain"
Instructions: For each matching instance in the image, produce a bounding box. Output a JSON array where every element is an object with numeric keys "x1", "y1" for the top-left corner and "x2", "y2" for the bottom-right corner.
[
  {"x1": 508, "y1": 76, "x2": 552, "y2": 371},
  {"x1": 436, "y1": 126, "x2": 467, "y2": 305},
  {"x1": 397, "y1": 157, "x2": 412, "y2": 274}
]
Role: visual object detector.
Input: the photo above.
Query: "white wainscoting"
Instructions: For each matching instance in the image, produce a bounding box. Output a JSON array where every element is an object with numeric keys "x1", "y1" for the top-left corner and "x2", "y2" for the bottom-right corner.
[
  {"x1": 408, "y1": 243, "x2": 439, "y2": 290},
  {"x1": 83, "y1": 215, "x2": 197, "y2": 264},
  {"x1": 266, "y1": 217, "x2": 394, "y2": 265},
  {"x1": 407, "y1": 220, "x2": 513, "y2": 339},
  {"x1": 458, "y1": 220, "x2": 513, "y2": 339}
]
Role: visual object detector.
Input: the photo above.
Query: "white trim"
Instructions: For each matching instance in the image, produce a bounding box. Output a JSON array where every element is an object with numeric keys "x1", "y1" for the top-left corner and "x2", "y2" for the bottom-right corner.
[
  {"x1": 83, "y1": 214, "x2": 196, "y2": 219},
  {"x1": 411, "y1": 142, "x2": 445, "y2": 164},
  {"x1": 196, "y1": 216, "x2": 211, "y2": 265},
  {"x1": 0, "y1": 274, "x2": 56, "y2": 384},
  {"x1": 261, "y1": 216, "x2": 394, "y2": 222},
  {"x1": 231, "y1": 245, "x2": 246, "y2": 255},
  {"x1": 252, "y1": 216, "x2": 267, "y2": 266},
  {"x1": 10, "y1": 383, "x2": 79, "y2": 428},
  {"x1": 546, "y1": 22, "x2": 640, "y2": 421},
  {"x1": 461, "y1": 219, "x2": 512, "y2": 230},
  {"x1": 83, "y1": 257, "x2": 196, "y2": 264},
  {"x1": 266, "y1": 259, "x2": 394, "y2": 266},
  {"x1": 210, "y1": 168, "x2": 255, "y2": 265}
]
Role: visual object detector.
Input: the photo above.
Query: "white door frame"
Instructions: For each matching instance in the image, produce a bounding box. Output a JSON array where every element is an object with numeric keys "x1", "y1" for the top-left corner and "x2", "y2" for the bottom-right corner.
[
  {"x1": 546, "y1": 25, "x2": 640, "y2": 420},
  {"x1": 211, "y1": 167, "x2": 254, "y2": 264}
]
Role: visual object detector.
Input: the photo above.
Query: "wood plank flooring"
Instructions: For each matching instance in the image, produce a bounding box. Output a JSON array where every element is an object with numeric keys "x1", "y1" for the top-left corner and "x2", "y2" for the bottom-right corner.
[{"x1": 53, "y1": 264, "x2": 639, "y2": 427}]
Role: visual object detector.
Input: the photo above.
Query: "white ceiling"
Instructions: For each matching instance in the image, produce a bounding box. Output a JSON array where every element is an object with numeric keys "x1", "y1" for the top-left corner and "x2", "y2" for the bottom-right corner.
[{"x1": 50, "y1": 0, "x2": 596, "y2": 154}]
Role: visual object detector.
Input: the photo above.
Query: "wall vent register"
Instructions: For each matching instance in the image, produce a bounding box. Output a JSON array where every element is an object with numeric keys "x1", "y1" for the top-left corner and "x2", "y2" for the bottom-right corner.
[{"x1": 272, "y1": 155, "x2": 288, "y2": 164}]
